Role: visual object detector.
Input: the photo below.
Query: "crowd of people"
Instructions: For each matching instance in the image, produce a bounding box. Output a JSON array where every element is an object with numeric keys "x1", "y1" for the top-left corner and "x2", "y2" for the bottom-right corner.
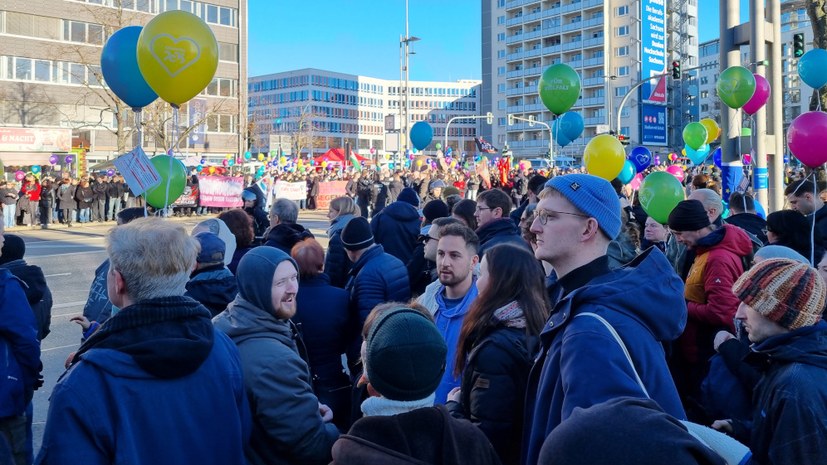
[{"x1": 0, "y1": 159, "x2": 826, "y2": 465}]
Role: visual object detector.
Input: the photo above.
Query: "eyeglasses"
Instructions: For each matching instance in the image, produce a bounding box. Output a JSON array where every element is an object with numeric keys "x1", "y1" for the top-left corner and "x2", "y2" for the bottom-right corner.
[
  {"x1": 762, "y1": 228, "x2": 770, "y2": 235},
  {"x1": 535, "y1": 209, "x2": 589, "y2": 225},
  {"x1": 475, "y1": 206, "x2": 491, "y2": 213},
  {"x1": 418, "y1": 234, "x2": 436, "y2": 244}
]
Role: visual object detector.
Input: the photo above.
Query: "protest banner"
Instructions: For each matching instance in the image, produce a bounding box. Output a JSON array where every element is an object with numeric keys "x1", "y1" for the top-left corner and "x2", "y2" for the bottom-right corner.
[
  {"x1": 171, "y1": 184, "x2": 198, "y2": 207},
  {"x1": 316, "y1": 181, "x2": 348, "y2": 210},
  {"x1": 198, "y1": 175, "x2": 243, "y2": 207},
  {"x1": 274, "y1": 181, "x2": 306, "y2": 201}
]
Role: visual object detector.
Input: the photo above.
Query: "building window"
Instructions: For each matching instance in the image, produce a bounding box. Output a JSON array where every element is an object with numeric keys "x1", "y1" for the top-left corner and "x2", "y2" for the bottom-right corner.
[
  {"x1": 616, "y1": 26, "x2": 629, "y2": 36},
  {"x1": 616, "y1": 5, "x2": 629, "y2": 16},
  {"x1": 497, "y1": 83, "x2": 506, "y2": 93},
  {"x1": 62, "y1": 20, "x2": 105, "y2": 45},
  {"x1": 497, "y1": 66, "x2": 506, "y2": 75},
  {"x1": 497, "y1": 32, "x2": 506, "y2": 41},
  {"x1": 616, "y1": 46, "x2": 629, "y2": 57},
  {"x1": 497, "y1": 50, "x2": 506, "y2": 59},
  {"x1": 616, "y1": 66, "x2": 630, "y2": 76},
  {"x1": 615, "y1": 86, "x2": 629, "y2": 97},
  {"x1": 497, "y1": 15, "x2": 505, "y2": 25}
]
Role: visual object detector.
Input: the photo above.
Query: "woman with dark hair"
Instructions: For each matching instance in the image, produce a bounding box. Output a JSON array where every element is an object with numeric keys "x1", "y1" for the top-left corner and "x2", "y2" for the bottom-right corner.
[
  {"x1": 218, "y1": 209, "x2": 255, "y2": 275},
  {"x1": 451, "y1": 199, "x2": 478, "y2": 231},
  {"x1": 765, "y1": 210, "x2": 820, "y2": 261},
  {"x1": 291, "y1": 238, "x2": 352, "y2": 431},
  {"x1": 446, "y1": 243, "x2": 549, "y2": 465}
]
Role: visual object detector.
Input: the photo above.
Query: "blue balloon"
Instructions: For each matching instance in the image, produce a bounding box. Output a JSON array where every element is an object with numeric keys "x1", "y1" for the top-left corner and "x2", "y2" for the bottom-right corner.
[
  {"x1": 798, "y1": 48, "x2": 827, "y2": 89},
  {"x1": 30, "y1": 165, "x2": 41, "y2": 174},
  {"x1": 410, "y1": 121, "x2": 434, "y2": 151},
  {"x1": 754, "y1": 200, "x2": 766, "y2": 219},
  {"x1": 712, "y1": 147, "x2": 722, "y2": 168},
  {"x1": 685, "y1": 143, "x2": 711, "y2": 165},
  {"x1": 629, "y1": 146, "x2": 652, "y2": 172},
  {"x1": 556, "y1": 112, "x2": 585, "y2": 141},
  {"x1": 100, "y1": 26, "x2": 158, "y2": 109},
  {"x1": 617, "y1": 160, "x2": 637, "y2": 184}
]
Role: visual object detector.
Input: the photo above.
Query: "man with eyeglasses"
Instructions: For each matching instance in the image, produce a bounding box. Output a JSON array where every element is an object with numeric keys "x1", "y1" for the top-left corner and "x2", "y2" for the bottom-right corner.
[
  {"x1": 474, "y1": 189, "x2": 529, "y2": 257},
  {"x1": 523, "y1": 174, "x2": 687, "y2": 465}
]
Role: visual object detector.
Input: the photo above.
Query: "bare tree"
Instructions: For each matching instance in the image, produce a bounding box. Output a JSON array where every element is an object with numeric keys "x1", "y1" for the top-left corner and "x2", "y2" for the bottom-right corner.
[
  {"x1": 292, "y1": 106, "x2": 326, "y2": 158},
  {"x1": 0, "y1": 82, "x2": 56, "y2": 127},
  {"x1": 141, "y1": 98, "x2": 232, "y2": 153},
  {"x1": 807, "y1": 0, "x2": 827, "y2": 110}
]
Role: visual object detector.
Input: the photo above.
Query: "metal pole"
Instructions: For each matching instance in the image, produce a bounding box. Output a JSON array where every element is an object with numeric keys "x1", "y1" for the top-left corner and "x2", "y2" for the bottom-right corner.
[
  {"x1": 769, "y1": 0, "x2": 784, "y2": 212},
  {"x1": 399, "y1": 35, "x2": 404, "y2": 158},
  {"x1": 720, "y1": 0, "x2": 741, "y2": 164},
  {"x1": 616, "y1": 73, "x2": 668, "y2": 138},
  {"x1": 511, "y1": 115, "x2": 553, "y2": 163},
  {"x1": 750, "y1": 0, "x2": 768, "y2": 208},
  {"x1": 404, "y1": 0, "x2": 410, "y2": 152}
]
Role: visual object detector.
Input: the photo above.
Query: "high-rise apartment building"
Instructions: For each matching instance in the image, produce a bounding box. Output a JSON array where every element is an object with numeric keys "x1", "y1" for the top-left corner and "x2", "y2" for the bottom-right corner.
[
  {"x1": 248, "y1": 68, "x2": 481, "y2": 159},
  {"x1": 482, "y1": 0, "x2": 698, "y2": 161},
  {"x1": 0, "y1": 0, "x2": 247, "y2": 171}
]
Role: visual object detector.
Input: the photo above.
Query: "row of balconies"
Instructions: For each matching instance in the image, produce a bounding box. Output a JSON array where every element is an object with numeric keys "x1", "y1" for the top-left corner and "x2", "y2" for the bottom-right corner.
[
  {"x1": 505, "y1": 0, "x2": 603, "y2": 19},
  {"x1": 506, "y1": 17, "x2": 603, "y2": 45}
]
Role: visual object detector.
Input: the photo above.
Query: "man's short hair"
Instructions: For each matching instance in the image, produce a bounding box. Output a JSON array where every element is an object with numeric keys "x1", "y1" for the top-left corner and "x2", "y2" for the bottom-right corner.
[
  {"x1": 270, "y1": 198, "x2": 298, "y2": 224},
  {"x1": 528, "y1": 175, "x2": 549, "y2": 195},
  {"x1": 431, "y1": 217, "x2": 462, "y2": 237},
  {"x1": 437, "y1": 223, "x2": 480, "y2": 256},
  {"x1": 476, "y1": 189, "x2": 512, "y2": 216},
  {"x1": 107, "y1": 218, "x2": 198, "y2": 302},
  {"x1": 784, "y1": 179, "x2": 815, "y2": 197},
  {"x1": 728, "y1": 192, "x2": 754, "y2": 213}
]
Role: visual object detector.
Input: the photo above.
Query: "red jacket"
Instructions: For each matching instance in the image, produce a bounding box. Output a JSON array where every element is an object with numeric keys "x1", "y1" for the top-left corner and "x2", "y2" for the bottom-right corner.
[{"x1": 21, "y1": 182, "x2": 41, "y2": 202}]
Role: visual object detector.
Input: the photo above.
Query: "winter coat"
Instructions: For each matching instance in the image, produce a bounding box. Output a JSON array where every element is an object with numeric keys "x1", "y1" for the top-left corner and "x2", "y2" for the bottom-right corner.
[
  {"x1": 0, "y1": 269, "x2": 40, "y2": 418},
  {"x1": 214, "y1": 297, "x2": 340, "y2": 465},
  {"x1": 0, "y1": 187, "x2": 17, "y2": 206},
  {"x1": 37, "y1": 297, "x2": 250, "y2": 465},
  {"x1": 523, "y1": 248, "x2": 687, "y2": 465},
  {"x1": 345, "y1": 244, "x2": 410, "y2": 331},
  {"x1": 56, "y1": 183, "x2": 77, "y2": 209},
  {"x1": 74, "y1": 185, "x2": 95, "y2": 209},
  {"x1": 388, "y1": 180, "x2": 403, "y2": 202},
  {"x1": 264, "y1": 223, "x2": 314, "y2": 254},
  {"x1": 406, "y1": 243, "x2": 435, "y2": 297},
  {"x1": 21, "y1": 182, "x2": 41, "y2": 202},
  {"x1": 82, "y1": 259, "x2": 115, "y2": 325},
  {"x1": 680, "y1": 224, "x2": 752, "y2": 365},
  {"x1": 331, "y1": 405, "x2": 502, "y2": 465},
  {"x1": 325, "y1": 214, "x2": 356, "y2": 288},
  {"x1": 476, "y1": 218, "x2": 530, "y2": 257},
  {"x1": 370, "y1": 201, "x2": 420, "y2": 264},
  {"x1": 447, "y1": 326, "x2": 534, "y2": 465},
  {"x1": 185, "y1": 265, "x2": 238, "y2": 317},
  {"x1": 106, "y1": 181, "x2": 124, "y2": 200},
  {"x1": 811, "y1": 204, "x2": 827, "y2": 253},
  {"x1": 607, "y1": 234, "x2": 639, "y2": 269},
  {"x1": 1, "y1": 259, "x2": 52, "y2": 340},
  {"x1": 726, "y1": 212, "x2": 768, "y2": 246},
  {"x1": 92, "y1": 181, "x2": 108, "y2": 201},
  {"x1": 732, "y1": 321, "x2": 827, "y2": 465}
]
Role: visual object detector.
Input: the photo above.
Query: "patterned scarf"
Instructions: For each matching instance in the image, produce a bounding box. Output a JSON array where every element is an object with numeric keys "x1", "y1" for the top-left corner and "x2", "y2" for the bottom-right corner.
[{"x1": 492, "y1": 301, "x2": 527, "y2": 329}]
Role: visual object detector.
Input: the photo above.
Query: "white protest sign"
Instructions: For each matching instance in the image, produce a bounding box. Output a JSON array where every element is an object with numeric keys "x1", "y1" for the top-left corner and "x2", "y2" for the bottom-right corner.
[
  {"x1": 274, "y1": 181, "x2": 306, "y2": 201},
  {"x1": 113, "y1": 146, "x2": 162, "y2": 196}
]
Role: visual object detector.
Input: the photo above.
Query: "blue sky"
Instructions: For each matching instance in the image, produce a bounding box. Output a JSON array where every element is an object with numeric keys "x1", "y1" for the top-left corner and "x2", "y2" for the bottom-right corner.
[{"x1": 247, "y1": 1, "x2": 745, "y2": 81}]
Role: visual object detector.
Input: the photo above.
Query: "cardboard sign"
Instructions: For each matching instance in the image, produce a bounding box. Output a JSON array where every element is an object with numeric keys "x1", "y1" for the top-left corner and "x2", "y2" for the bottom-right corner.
[{"x1": 113, "y1": 146, "x2": 162, "y2": 196}]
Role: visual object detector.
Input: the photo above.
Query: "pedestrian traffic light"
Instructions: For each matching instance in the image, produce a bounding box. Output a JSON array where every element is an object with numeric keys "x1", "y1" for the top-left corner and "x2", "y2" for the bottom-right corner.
[
  {"x1": 671, "y1": 61, "x2": 681, "y2": 79},
  {"x1": 617, "y1": 134, "x2": 630, "y2": 146},
  {"x1": 794, "y1": 33, "x2": 805, "y2": 58}
]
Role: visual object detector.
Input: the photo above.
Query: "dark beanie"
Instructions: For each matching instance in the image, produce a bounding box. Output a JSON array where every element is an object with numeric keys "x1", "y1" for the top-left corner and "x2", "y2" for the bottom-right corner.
[
  {"x1": 397, "y1": 187, "x2": 420, "y2": 208},
  {"x1": 365, "y1": 307, "x2": 447, "y2": 401},
  {"x1": 341, "y1": 216, "x2": 374, "y2": 251},
  {"x1": 0, "y1": 234, "x2": 25, "y2": 264},
  {"x1": 668, "y1": 199, "x2": 711, "y2": 232},
  {"x1": 423, "y1": 200, "x2": 450, "y2": 224},
  {"x1": 538, "y1": 397, "x2": 727, "y2": 465}
]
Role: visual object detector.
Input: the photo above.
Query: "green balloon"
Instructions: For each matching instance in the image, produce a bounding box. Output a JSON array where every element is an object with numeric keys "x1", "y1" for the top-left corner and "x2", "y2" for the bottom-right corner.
[
  {"x1": 682, "y1": 122, "x2": 708, "y2": 151},
  {"x1": 638, "y1": 172, "x2": 685, "y2": 225},
  {"x1": 145, "y1": 155, "x2": 187, "y2": 209},
  {"x1": 538, "y1": 64, "x2": 581, "y2": 116},
  {"x1": 716, "y1": 66, "x2": 756, "y2": 109},
  {"x1": 436, "y1": 142, "x2": 443, "y2": 150}
]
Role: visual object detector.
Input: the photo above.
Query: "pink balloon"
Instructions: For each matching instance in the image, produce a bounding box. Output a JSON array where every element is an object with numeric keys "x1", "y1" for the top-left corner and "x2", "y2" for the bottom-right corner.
[
  {"x1": 666, "y1": 165, "x2": 685, "y2": 182},
  {"x1": 742, "y1": 153, "x2": 752, "y2": 165},
  {"x1": 222, "y1": 159, "x2": 229, "y2": 167},
  {"x1": 742, "y1": 74, "x2": 771, "y2": 116},
  {"x1": 789, "y1": 111, "x2": 827, "y2": 168},
  {"x1": 14, "y1": 170, "x2": 25, "y2": 181},
  {"x1": 629, "y1": 173, "x2": 644, "y2": 191}
]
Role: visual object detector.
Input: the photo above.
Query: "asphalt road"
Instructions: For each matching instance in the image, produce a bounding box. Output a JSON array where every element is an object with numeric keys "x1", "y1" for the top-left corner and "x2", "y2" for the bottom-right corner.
[{"x1": 6, "y1": 210, "x2": 332, "y2": 452}]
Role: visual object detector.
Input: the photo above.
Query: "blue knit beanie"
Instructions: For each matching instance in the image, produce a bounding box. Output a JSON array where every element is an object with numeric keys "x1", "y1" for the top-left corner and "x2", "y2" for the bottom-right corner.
[
  {"x1": 545, "y1": 174, "x2": 622, "y2": 240},
  {"x1": 397, "y1": 187, "x2": 420, "y2": 207}
]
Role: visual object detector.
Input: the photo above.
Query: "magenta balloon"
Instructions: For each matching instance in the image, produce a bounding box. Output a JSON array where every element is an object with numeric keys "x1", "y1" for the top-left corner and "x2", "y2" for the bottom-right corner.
[
  {"x1": 789, "y1": 111, "x2": 827, "y2": 168},
  {"x1": 742, "y1": 74, "x2": 771, "y2": 116},
  {"x1": 666, "y1": 165, "x2": 685, "y2": 183}
]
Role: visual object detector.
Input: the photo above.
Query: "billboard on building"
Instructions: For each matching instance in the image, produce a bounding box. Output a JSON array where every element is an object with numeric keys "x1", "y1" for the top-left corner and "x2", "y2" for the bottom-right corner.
[
  {"x1": 641, "y1": 105, "x2": 668, "y2": 146},
  {"x1": 0, "y1": 128, "x2": 72, "y2": 152},
  {"x1": 640, "y1": 0, "x2": 667, "y2": 105},
  {"x1": 188, "y1": 98, "x2": 207, "y2": 147}
]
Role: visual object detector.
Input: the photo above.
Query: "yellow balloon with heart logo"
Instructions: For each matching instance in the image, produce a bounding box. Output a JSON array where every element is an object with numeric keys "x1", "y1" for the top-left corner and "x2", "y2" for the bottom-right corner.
[{"x1": 136, "y1": 11, "x2": 218, "y2": 106}]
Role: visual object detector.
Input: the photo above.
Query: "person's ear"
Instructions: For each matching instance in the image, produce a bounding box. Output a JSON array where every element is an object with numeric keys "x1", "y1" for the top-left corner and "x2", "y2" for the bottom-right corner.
[
  {"x1": 580, "y1": 218, "x2": 601, "y2": 242},
  {"x1": 366, "y1": 383, "x2": 381, "y2": 398}
]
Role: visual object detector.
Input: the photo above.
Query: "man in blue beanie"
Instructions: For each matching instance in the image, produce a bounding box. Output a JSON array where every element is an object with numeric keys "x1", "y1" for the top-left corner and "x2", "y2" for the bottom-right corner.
[{"x1": 523, "y1": 173, "x2": 688, "y2": 465}]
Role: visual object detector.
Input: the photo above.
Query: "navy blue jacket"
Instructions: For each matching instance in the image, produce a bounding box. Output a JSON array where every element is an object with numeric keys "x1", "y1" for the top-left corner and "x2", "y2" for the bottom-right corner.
[
  {"x1": 476, "y1": 218, "x2": 530, "y2": 257},
  {"x1": 294, "y1": 273, "x2": 351, "y2": 383},
  {"x1": 523, "y1": 249, "x2": 687, "y2": 465},
  {"x1": 1, "y1": 259, "x2": 52, "y2": 340},
  {"x1": 346, "y1": 244, "x2": 410, "y2": 330},
  {"x1": 0, "y1": 270, "x2": 40, "y2": 418},
  {"x1": 185, "y1": 265, "x2": 239, "y2": 317},
  {"x1": 324, "y1": 214, "x2": 356, "y2": 288},
  {"x1": 370, "y1": 201, "x2": 420, "y2": 265}
]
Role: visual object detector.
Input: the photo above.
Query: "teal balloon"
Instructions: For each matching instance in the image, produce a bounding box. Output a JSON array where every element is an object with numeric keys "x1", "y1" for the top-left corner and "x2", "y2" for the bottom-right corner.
[
  {"x1": 716, "y1": 66, "x2": 756, "y2": 109},
  {"x1": 616, "y1": 160, "x2": 637, "y2": 184},
  {"x1": 552, "y1": 119, "x2": 573, "y2": 147},
  {"x1": 538, "y1": 64, "x2": 581, "y2": 115},
  {"x1": 798, "y1": 49, "x2": 827, "y2": 89},
  {"x1": 30, "y1": 165, "x2": 41, "y2": 174},
  {"x1": 410, "y1": 121, "x2": 434, "y2": 151},
  {"x1": 685, "y1": 144, "x2": 711, "y2": 165},
  {"x1": 638, "y1": 172, "x2": 685, "y2": 224},
  {"x1": 244, "y1": 151, "x2": 252, "y2": 160},
  {"x1": 556, "y1": 112, "x2": 585, "y2": 141},
  {"x1": 144, "y1": 155, "x2": 187, "y2": 209}
]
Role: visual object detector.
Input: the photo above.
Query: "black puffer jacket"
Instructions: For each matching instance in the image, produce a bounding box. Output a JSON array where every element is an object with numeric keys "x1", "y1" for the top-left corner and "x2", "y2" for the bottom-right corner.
[
  {"x1": 0, "y1": 259, "x2": 52, "y2": 340},
  {"x1": 346, "y1": 245, "x2": 410, "y2": 329},
  {"x1": 476, "y1": 218, "x2": 530, "y2": 257},
  {"x1": 370, "y1": 201, "x2": 420, "y2": 264},
  {"x1": 264, "y1": 223, "x2": 314, "y2": 254},
  {"x1": 185, "y1": 265, "x2": 238, "y2": 317}
]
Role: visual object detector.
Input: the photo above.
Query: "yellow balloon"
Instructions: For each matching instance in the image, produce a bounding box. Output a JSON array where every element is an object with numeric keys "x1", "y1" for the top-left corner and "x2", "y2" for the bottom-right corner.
[
  {"x1": 583, "y1": 134, "x2": 625, "y2": 181},
  {"x1": 700, "y1": 118, "x2": 720, "y2": 145},
  {"x1": 257, "y1": 154, "x2": 265, "y2": 161},
  {"x1": 137, "y1": 11, "x2": 218, "y2": 106}
]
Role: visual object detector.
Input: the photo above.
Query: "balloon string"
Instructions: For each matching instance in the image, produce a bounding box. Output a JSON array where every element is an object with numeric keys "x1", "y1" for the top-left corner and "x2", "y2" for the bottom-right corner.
[
  {"x1": 134, "y1": 109, "x2": 143, "y2": 149},
  {"x1": 811, "y1": 171, "x2": 817, "y2": 265},
  {"x1": 164, "y1": 106, "x2": 178, "y2": 216},
  {"x1": 550, "y1": 115, "x2": 557, "y2": 165}
]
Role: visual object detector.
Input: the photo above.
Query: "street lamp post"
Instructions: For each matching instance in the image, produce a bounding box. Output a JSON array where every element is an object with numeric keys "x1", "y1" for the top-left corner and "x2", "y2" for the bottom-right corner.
[{"x1": 400, "y1": 0, "x2": 420, "y2": 153}]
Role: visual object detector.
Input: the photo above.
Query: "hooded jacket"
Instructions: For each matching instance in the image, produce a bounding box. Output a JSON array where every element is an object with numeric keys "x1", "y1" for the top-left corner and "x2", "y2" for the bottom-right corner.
[
  {"x1": 733, "y1": 321, "x2": 827, "y2": 465},
  {"x1": 476, "y1": 218, "x2": 530, "y2": 257},
  {"x1": 370, "y1": 200, "x2": 420, "y2": 264},
  {"x1": 325, "y1": 214, "x2": 356, "y2": 288},
  {"x1": 0, "y1": 270, "x2": 40, "y2": 418},
  {"x1": 37, "y1": 296, "x2": 250, "y2": 465},
  {"x1": 726, "y1": 213, "x2": 768, "y2": 246},
  {"x1": 681, "y1": 224, "x2": 753, "y2": 364},
  {"x1": 185, "y1": 264, "x2": 238, "y2": 317},
  {"x1": 0, "y1": 258, "x2": 52, "y2": 340},
  {"x1": 213, "y1": 247, "x2": 340, "y2": 465},
  {"x1": 264, "y1": 222, "x2": 314, "y2": 254},
  {"x1": 346, "y1": 244, "x2": 411, "y2": 329},
  {"x1": 523, "y1": 248, "x2": 687, "y2": 465},
  {"x1": 433, "y1": 281, "x2": 479, "y2": 404}
]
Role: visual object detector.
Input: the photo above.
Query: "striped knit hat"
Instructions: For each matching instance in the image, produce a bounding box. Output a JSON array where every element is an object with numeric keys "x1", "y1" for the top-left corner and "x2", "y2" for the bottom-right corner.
[{"x1": 732, "y1": 258, "x2": 826, "y2": 330}]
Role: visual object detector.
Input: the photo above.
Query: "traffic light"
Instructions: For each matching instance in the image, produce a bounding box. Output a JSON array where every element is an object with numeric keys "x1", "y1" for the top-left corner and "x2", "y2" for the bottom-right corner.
[
  {"x1": 617, "y1": 134, "x2": 630, "y2": 146},
  {"x1": 486, "y1": 112, "x2": 493, "y2": 125},
  {"x1": 794, "y1": 33, "x2": 805, "y2": 58},
  {"x1": 671, "y1": 61, "x2": 681, "y2": 79},
  {"x1": 507, "y1": 114, "x2": 515, "y2": 126}
]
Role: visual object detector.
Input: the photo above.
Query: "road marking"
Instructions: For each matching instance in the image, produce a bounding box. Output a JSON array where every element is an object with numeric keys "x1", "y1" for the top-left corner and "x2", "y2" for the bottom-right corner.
[
  {"x1": 27, "y1": 244, "x2": 105, "y2": 248},
  {"x1": 31, "y1": 250, "x2": 108, "y2": 258},
  {"x1": 41, "y1": 343, "x2": 79, "y2": 353},
  {"x1": 45, "y1": 273, "x2": 72, "y2": 278},
  {"x1": 53, "y1": 300, "x2": 86, "y2": 309}
]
